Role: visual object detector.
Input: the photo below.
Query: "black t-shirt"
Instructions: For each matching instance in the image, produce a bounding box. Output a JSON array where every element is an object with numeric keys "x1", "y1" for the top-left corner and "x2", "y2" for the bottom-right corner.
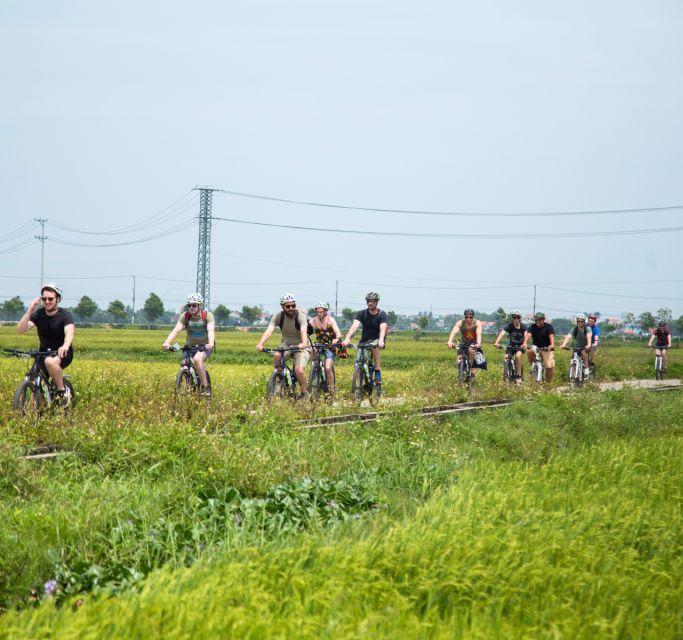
[
  {"x1": 503, "y1": 322, "x2": 527, "y2": 347},
  {"x1": 526, "y1": 322, "x2": 555, "y2": 348},
  {"x1": 29, "y1": 307, "x2": 75, "y2": 351},
  {"x1": 355, "y1": 308, "x2": 388, "y2": 342}
]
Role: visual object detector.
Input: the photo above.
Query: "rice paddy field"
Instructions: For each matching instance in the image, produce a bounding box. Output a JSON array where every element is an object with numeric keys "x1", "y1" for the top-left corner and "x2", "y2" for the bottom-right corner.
[{"x1": 0, "y1": 326, "x2": 681, "y2": 638}]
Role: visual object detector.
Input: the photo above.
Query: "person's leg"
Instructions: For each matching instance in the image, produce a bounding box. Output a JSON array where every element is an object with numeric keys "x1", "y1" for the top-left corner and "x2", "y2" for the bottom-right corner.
[
  {"x1": 514, "y1": 349, "x2": 523, "y2": 377},
  {"x1": 192, "y1": 351, "x2": 209, "y2": 387},
  {"x1": 371, "y1": 346, "x2": 382, "y2": 382},
  {"x1": 294, "y1": 351, "x2": 309, "y2": 393},
  {"x1": 324, "y1": 356, "x2": 335, "y2": 391},
  {"x1": 44, "y1": 355, "x2": 65, "y2": 391}
]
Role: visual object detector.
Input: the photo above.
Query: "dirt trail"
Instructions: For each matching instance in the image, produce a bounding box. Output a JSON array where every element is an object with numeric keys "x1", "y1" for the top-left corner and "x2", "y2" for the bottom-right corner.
[{"x1": 596, "y1": 379, "x2": 681, "y2": 392}]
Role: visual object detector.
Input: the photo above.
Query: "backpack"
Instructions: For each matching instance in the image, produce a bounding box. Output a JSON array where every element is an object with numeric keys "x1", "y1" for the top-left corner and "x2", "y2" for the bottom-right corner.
[
  {"x1": 277, "y1": 311, "x2": 313, "y2": 336},
  {"x1": 183, "y1": 310, "x2": 216, "y2": 350},
  {"x1": 571, "y1": 326, "x2": 587, "y2": 339}
]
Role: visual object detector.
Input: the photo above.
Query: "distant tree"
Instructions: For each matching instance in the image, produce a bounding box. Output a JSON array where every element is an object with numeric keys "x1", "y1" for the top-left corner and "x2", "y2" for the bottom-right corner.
[
  {"x1": 1, "y1": 296, "x2": 26, "y2": 320},
  {"x1": 341, "y1": 308, "x2": 355, "y2": 324},
  {"x1": 241, "y1": 305, "x2": 262, "y2": 325},
  {"x1": 677, "y1": 315, "x2": 683, "y2": 335},
  {"x1": 552, "y1": 317, "x2": 571, "y2": 334},
  {"x1": 213, "y1": 304, "x2": 230, "y2": 326},
  {"x1": 495, "y1": 307, "x2": 507, "y2": 327},
  {"x1": 307, "y1": 307, "x2": 317, "y2": 318},
  {"x1": 638, "y1": 311, "x2": 656, "y2": 333},
  {"x1": 656, "y1": 307, "x2": 672, "y2": 324},
  {"x1": 143, "y1": 293, "x2": 164, "y2": 324},
  {"x1": 74, "y1": 295, "x2": 98, "y2": 321},
  {"x1": 107, "y1": 299, "x2": 127, "y2": 323},
  {"x1": 418, "y1": 316, "x2": 429, "y2": 330},
  {"x1": 387, "y1": 310, "x2": 397, "y2": 327},
  {"x1": 600, "y1": 322, "x2": 617, "y2": 335},
  {"x1": 623, "y1": 312, "x2": 636, "y2": 327}
]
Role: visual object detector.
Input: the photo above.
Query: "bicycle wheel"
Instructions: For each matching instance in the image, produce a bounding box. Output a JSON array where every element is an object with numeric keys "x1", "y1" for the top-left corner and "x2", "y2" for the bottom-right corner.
[
  {"x1": 458, "y1": 358, "x2": 467, "y2": 385},
  {"x1": 309, "y1": 366, "x2": 322, "y2": 401},
  {"x1": 655, "y1": 359, "x2": 663, "y2": 380},
  {"x1": 503, "y1": 357, "x2": 513, "y2": 383},
  {"x1": 60, "y1": 379, "x2": 77, "y2": 414},
  {"x1": 267, "y1": 371, "x2": 286, "y2": 400},
  {"x1": 13, "y1": 380, "x2": 45, "y2": 417},
  {"x1": 352, "y1": 367, "x2": 365, "y2": 401},
  {"x1": 530, "y1": 362, "x2": 541, "y2": 382},
  {"x1": 175, "y1": 369, "x2": 195, "y2": 397}
]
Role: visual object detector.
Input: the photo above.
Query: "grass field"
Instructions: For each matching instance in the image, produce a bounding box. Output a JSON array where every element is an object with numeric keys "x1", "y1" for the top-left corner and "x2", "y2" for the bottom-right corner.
[{"x1": 0, "y1": 327, "x2": 681, "y2": 638}]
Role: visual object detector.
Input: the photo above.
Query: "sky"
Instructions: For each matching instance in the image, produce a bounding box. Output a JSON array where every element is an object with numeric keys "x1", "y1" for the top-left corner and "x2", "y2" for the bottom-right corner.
[{"x1": 1, "y1": 0, "x2": 682, "y2": 320}]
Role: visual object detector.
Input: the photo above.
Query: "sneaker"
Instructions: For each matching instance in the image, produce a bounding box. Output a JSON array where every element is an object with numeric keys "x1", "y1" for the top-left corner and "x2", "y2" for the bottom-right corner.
[
  {"x1": 56, "y1": 390, "x2": 69, "y2": 407},
  {"x1": 199, "y1": 386, "x2": 212, "y2": 397}
]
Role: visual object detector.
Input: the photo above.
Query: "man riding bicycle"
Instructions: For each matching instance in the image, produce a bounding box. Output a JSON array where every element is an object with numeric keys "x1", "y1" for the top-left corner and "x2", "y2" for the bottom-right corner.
[
  {"x1": 522, "y1": 312, "x2": 556, "y2": 383},
  {"x1": 16, "y1": 282, "x2": 75, "y2": 405},
  {"x1": 587, "y1": 314, "x2": 600, "y2": 368},
  {"x1": 342, "y1": 292, "x2": 388, "y2": 386},
  {"x1": 560, "y1": 313, "x2": 593, "y2": 371},
  {"x1": 163, "y1": 293, "x2": 215, "y2": 396},
  {"x1": 309, "y1": 301, "x2": 342, "y2": 394},
  {"x1": 648, "y1": 320, "x2": 672, "y2": 371},
  {"x1": 256, "y1": 293, "x2": 310, "y2": 396},
  {"x1": 447, "y1": 309, "x2": 483, "y2": 378},
  {"x1": 493, "y1": 309, "x2": 526, "y2": 382}
]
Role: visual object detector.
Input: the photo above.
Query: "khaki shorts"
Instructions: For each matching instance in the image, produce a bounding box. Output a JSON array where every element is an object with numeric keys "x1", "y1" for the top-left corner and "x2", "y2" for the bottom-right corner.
[
  {"x1": 280, "y1": 342, "x2": 310, "y2": 368},
  {"x1": 540, "y1": 349, "x2": 555, "y2": 369}
]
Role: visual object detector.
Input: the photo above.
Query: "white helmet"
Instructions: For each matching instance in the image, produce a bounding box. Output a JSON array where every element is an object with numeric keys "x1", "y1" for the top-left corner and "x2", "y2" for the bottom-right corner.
[
  {"x1": 576, "y1": 313, "x2": 586, "y2": 321},
  {"x1": 41, "y1": 282, "x2": 63, "y2": 299},
  {"x1": 510, "y1": 309, "x2": 521, "y2": 317},
  {"x1": 187, "y1": 293, "x2": 204, "y2": 305},
  {"x1": 280, "y1": 293, "x2": 296, "y2": 304},
  {"x1": 314, "y1": 301, "x2": 329, "y2": 310}
]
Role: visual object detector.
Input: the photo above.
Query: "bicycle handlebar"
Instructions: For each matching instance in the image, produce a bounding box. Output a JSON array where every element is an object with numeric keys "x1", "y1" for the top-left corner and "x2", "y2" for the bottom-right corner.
[
  {"x1": 4, "y1": 348, "x2": 56, "y2": 358},
  {"x1": 169, "y1": 344, "x2": 207, "y2": 353},
  {"x1": 262, "y1": 347, "x2": 301, "y2": 354}
]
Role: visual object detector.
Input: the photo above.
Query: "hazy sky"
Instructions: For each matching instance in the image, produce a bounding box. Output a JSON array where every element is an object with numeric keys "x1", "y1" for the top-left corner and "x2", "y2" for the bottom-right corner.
[{"x1": 2, "y1": 1, "x2": 682, "y2": 319}]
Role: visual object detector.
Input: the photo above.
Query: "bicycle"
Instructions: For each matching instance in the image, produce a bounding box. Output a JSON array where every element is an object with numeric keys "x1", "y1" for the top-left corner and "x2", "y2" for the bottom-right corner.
[
  {"x1": 652, "y1": 345, "x2": 667, "y2": 381},
  {"x1": 563, "y1": 346, "x2": 587, "y2": 388},
  {"x1": 351, "y1": 341, "x2": 382, "y2": 402},
  {"x1": 170, "y1": 343, "x2": 212, "y2": 397},
  {"x1": 529, "y1": 346, "x2": 552, "y2": 383},
  {"x1": 308, "y1": 342, "x2": 342, "y2": 401},
  {"x1": 495, "y1": 344, "x2": 524, "y2": 383},
  {"x1": 587, "y1": 346, "x2": 597, "y2": 379},
  {"x1": 263, "y1": 347, "x2": 301, "y2": 400},
  {"x1": 5, "y1": 349, "x2": 76, "y2": 417},
  {"x1": 452, "y1": 343, "x2": 477, "y2": 390}
]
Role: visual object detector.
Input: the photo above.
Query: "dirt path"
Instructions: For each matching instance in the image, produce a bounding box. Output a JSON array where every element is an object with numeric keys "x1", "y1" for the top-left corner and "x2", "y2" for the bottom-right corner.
[{"x1": 596, "y1": 379, "x2": 681, "y2": 392}]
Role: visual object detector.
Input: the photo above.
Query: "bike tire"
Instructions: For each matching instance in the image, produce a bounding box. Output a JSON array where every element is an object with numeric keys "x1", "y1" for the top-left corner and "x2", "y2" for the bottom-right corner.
[
  {"x1": 12, "y1": 380, "x2": 45, "y2": 417},
  {"x1": 309, "y1": 366, "x2": 322, "y2": 401},
  {"x1": 569, "y1": 362, "x2": 579, "y2": 387},
  {"x1": 352, "y1": 367, "x2": 364, "y2": 402},
  {"x1": 458, "y1": 358, "x2": 467, "y2": 385},
  {"x1": 175, "y1": 369, "x2": 195, "y2": 398},
  {"x1": 61, "y1": 379, "x2": 76, "y2": 413},
  {"x1": 267, "y1": 371, "x2": 286, "y2": 400},
  {"x1": 503, "y1": 358, "x2": 514, "y2": 383},
  {"x1": 655, "y1": 367, "x2": 663, "y2": 381},
  {"x1": 531, "y1": 362, "x2": 542, "y2": 383}
]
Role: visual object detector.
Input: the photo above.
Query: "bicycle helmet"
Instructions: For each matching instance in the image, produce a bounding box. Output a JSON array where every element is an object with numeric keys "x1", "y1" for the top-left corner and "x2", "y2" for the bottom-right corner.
[
  {"x1": 576, "y1": 313, "x2": 586, "y2": 321},
  {"x1": 510, "y1": 309, "x2": 521, "y2": 317},
  {"x1": 534, "y1": 312, "x2": 545, "y2": 320},
  {"x1": 41, "y1": 282, "x2": 63, "y2": 299},
  {"x1": 365, "y1": 292, "x2": 380, "y2": 301},
  {"x1": 588, "y1": 314, "x2": 597, "y2": 321},
  {"x1": 280, "y1": 293, "x2": 296, "y2": 304},
  {"x1": 187, "y1": 293, "x2": 204, "y2": 305},
  {"x1": 464, "y1": 308, "x2": 474, "y2": 316},
  {"x1": 313, "y1": 301, "x2": 329, "y2": 310}
]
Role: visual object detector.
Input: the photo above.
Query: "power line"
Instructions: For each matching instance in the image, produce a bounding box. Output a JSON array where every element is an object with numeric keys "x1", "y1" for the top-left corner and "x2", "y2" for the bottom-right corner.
[
  {"x1": 217, "y1": 189, "x2": 683, "y2": 217},
  {"x1": 48, "y1": 220, "x2": 196, "y2": 248},
  {"x1": 540, "y1": 285, "x2": 683, "y2": 301},
  {"x1": 213, "y1": 216, "x2": 683, "y2": 240},
  {"x1": 0, "y1": 221, "x2": 35, "y2": 244}
]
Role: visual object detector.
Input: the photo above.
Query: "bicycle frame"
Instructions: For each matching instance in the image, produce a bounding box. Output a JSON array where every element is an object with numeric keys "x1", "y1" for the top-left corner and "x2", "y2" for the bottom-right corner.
[
  {"x1": 529, "y1": 346, "x2": 547, "y2": 383},
  {"x1": 652, "y1": 345, "x2": 667, "y2": 380},
  {"x1": 351, "y1": 342, "x2": 381, "y2": 401},
  {"x1": 567, "y1": 348, "x2": 585, "y2": 386},
  {"x1": 172, "y1": 344, "x2": 210, "y2": 393},
  {"x1": 263, "y1": 347, "x2": 300, "y2": 399}
]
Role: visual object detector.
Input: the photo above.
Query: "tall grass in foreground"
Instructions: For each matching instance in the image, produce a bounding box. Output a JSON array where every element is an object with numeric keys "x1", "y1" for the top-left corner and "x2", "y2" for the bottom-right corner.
[{"x1": 3, "y1": 436, "x2": 681, "y2": 639}]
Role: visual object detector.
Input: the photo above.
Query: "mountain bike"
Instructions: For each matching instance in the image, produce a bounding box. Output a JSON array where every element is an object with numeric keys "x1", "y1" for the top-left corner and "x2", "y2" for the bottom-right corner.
[
  {"x1": 5, "y1": 349, "x2": 76, "y2": 418},
  {"x1": 529, "y1": 346, "x2": 552, "y2": 383},
  {"x1": 171, "y1": 344, "x2": 212, "y2": 397},
  {"x1": 351, "y1": 341, "x2": 382, "y2": 402},
  {"x1": 308, "y1": 342, "x2": 342, "y2": 401},
  {"x1": 495, "y1": 344, "x2": 524, "y2": 383},
  {"x1": 652, "y1": 345, "x2": 667, "y2": 381},
  {"x1": 564, "y1": 346, "x2": 586, "y2": 388},
  {"x1": 452, "y1": 343, "x2": 476, "y2": 391},
  {"x1": 263, "y1": 347, "x2": 301, "y2": 400}
]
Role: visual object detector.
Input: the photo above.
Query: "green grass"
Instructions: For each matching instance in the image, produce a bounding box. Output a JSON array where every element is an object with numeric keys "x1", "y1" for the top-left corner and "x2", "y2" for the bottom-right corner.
[{"x1": 0, "y1": 327, "x2": 681, "y2": 636}]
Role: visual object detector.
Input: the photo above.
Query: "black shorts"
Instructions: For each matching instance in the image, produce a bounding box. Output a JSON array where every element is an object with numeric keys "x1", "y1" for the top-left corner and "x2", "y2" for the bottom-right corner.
[{"x1": 44, "y1": 349, "x2": 73, "y2": 369}]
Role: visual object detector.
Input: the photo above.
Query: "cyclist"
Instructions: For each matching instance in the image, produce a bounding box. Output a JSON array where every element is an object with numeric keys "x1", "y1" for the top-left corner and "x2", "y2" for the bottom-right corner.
[
  {"x1": 522, "y1": 312, "x2": 555, "y2": 383},
  {"x1": 309, "y1": 301, "x2": 342, "y2": 394},
  {"x1": 560, "y1": 313, "x2": 593, "y2": 371},
  {"x1": 342, "y1": 292, "x2": 388, "y2": 387},
  {"x1": 447, "y1": 309, "x2": 483, "y2": 377},
  {"x1": 163, "y1": 293, "x2": 215, "y2": 395},
  {"x1": 648, "y1": 320, "x2": 672, "y2": 371},
  {"x1": 493, "y1": 309, "x2": 527, "y2": 382},
  {"x1": 16, "y1": 282, "x2": 75, "y2": 405},
  {"x1": 256, "y1": 293, "x2": 310, "y2": 396},
  {"x1": 587, "y1": 314, "x2": 600, "y2": 369}
]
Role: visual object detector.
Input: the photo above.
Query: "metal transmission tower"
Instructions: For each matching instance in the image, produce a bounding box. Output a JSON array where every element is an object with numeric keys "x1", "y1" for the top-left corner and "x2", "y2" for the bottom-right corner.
[
  {"x1": 194, "y1": 187, "x2": 217, "y2": 309},
  {"x1": 35, "y1": 218, "x2": 48, "y2": 286}
]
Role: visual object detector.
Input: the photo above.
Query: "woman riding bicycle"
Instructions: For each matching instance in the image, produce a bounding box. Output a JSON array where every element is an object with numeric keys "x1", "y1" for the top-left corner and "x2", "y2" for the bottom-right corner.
[
  {"x1": 560, "y1": 313, "x2": 592, "y2": 371},
  {"x1": 648, "y1": 321, "x2": 672, "y2": 372},
  {"x1": 309, "y1": 301, "x2": 342, "y2": 393}
]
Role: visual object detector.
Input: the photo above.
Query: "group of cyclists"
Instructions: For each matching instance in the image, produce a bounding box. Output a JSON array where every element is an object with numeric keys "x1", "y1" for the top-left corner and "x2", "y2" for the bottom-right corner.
[{"x1": 10, "y1": 283, "x2": 675, "y2": 404}]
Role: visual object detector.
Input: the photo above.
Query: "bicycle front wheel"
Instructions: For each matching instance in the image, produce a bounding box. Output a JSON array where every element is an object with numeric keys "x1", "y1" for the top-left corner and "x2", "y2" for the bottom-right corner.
[
  {"x1": 175, "y1": 369, "x2": 195, "y2": 396},
  {"x1": 309, "y1": 366, "x2": 322, "y2": 401},
  {"x1": 267, "y1": 371, "x2": 286, "y2": 400},
  {"x1": 13, "y1": 380, "x2": 45, "y2": 417},
  {"x1": 458, "y1": 358, "x2": 467, "y2": 385},
  {"x1": 352, "y1": 367, "x2": 365, "y2": 401}
]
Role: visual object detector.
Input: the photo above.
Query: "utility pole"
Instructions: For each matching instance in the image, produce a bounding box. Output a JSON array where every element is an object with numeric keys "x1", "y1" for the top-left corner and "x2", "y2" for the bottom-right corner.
[
  {"x1": 194, "y1": 186, "x2": 217, "y2": 309},
  {"x1": 533, "y1": 284, "x2": 537, "y2": 316},
  {"x1": 34, "y1": 218, "x2": 47, "y2": 286},
  {"x1": 335, "y1": 280, "x2": 338, "y2": 317},
  {"x1": 131, "y1": 275, "x2": 136, "y2": 324}
]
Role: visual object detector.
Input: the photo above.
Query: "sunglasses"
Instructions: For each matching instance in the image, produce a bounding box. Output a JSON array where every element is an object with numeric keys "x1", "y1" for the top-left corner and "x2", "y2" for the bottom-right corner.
[
  {"x1": 188, "y1": 303, "x2": 199, "y2": 308},
  {"x1": 512, "y1": 315, "x2": 521, "y2": 319},
  {"x1": 283, "y1": 304, "x2": 296, "y2": 309},
  {"x1": 41, "y1": 296, "x2": 56, "y2": 302}
]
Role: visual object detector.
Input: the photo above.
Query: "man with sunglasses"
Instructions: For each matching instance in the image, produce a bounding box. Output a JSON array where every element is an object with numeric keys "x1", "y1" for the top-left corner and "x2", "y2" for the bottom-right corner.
[
  {"x1": 256, "y1": 293, "x2": 310, "y2": 395},
  {"x1": 522, "y1": 312, "x2": 555, "y2": 383},
  {"x1": 163, "y1": 293, "x2": 215, "y2": 395},
  {"x1": 17, "y1": 282, "x2": 75, "y2": 404},
  {"x1": 447, "y1": 308, "x2": 484, "y2": 377},
  {"x1": 493, "y1": 309, "x2": 527, "y2": 382},
  {"x1": 560, "y1": 313, "x2": 593, "y2": 372}
]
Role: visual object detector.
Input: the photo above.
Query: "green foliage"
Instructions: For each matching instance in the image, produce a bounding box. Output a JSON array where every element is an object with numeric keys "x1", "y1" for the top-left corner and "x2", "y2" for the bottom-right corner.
[
  {"x1": 73, "y1": 295, "x2": 98, "y2": 320},
  {"x1": 213, "y1": 304, "x2": 230, "y2": 326},
  {"x1": 143, "y1": 293, "x2": 164, "y2": 323},
  {"x1": 0, "y1": 296, "x2": 25, "y2": 321},
  {"x1": 107, "y1": 299, "x2": 127, "y2": 323},
  {"x1": 657, "y1": 307, "x2": 672, "y2": 324},
  {"x1": 240, "y1": 305, "x2": 262, "y2": 324},
  {"x1": 341, "y1": 307, "x2": 354, "y2": 324},
  {"x1": 639, "y1": 311, "x2": 656, "y2": 332}
]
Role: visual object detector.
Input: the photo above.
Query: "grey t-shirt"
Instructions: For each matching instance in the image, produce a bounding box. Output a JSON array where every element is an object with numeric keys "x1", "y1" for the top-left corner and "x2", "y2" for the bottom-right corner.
[{"x1": 269, "y1": 310, "x2": 308, "y2": 345}]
